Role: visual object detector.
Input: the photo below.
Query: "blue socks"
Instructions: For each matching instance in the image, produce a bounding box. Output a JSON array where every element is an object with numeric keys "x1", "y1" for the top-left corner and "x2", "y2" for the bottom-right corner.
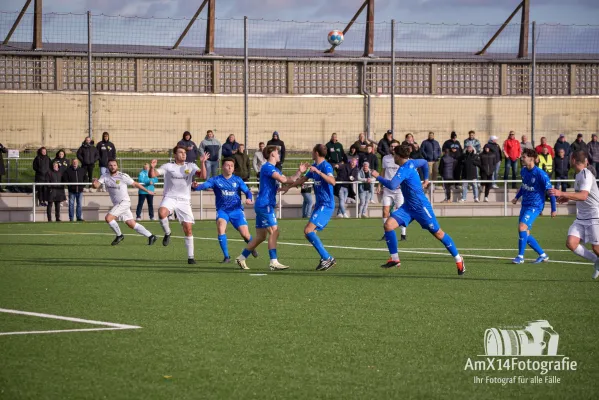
[
  {"x1": 518, "y1": 231, "x2": 528, "y2": 257},
  {"x1": 269, "y1": 249, "x2": 277, "y2": 260},
  {"x1": 241, "y1": 249, "x2": 252, "y2": 258},
  {"x1": 306, "y1": 231, "x2": 331, "y2": 260},
  {"x1": 527, "y1": 234, "x2": 545, "y2": 256},
  {"x1": 218, "y1": 234, "x2": 229, "y2": 258},
  {"x1": 384, "y1": 230, "x2": 398, "y2": 256},
  {"x1": 440, "y1": 233, "x2": 459, "y2": 257},
  {"x1": 245, "y1": 235, "x2": 252, "y2": 244}
]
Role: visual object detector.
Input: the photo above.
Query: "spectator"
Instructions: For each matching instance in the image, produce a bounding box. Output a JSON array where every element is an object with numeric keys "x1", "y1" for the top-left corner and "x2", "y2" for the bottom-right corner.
[
  {"x1": 352, "y1": 132, "x2": 374, "y2": 164},
  {"x1": 253, "y1": 142, "x2": 266, "y2": 181},
  {"x1": 136, "y1": 163, "x2": 158, "y2": 221},
  {"x1": 46, "y1": 161, "x2": 66, "y2": 222},
  {"x1": 458, "y1": 145, "x2": 481, "y2": 203},
  {"x1": 62, "y1": 158, "x2": 86, "y2": 222},
  {"x1": 520, "y1": 134, "x2": 533, "y2": 151},
  {"x1": 480, "y1": 145, "x2": 497, "y2": 202},
  {"x1": 52, "y1": 149, "x2": 69, "y2": 174},
  {"x1": 358, "y1": 161, "x2": 374, "y2": 217},
  {"x1": 487, "y1": 136, "x2": 502, "y2": 189},
  {"x1": 300, "y1": 182, "x2": 314, "y2": 218},
  {"x1": 334, "y1": 158, "x2": 359, "y2": 218},
  {"x1": 442, "y1": 131, "x2": 463, "y2": 159},
  {"x1": 570, "y1": 133, "x2": 588, "y2": 155},
  {"x1": 0, "y1": 142, "x2": 6, "y2": 191},
  {"x1": 377, "y1": 130, "x2": 394, "y2": 160},
  {"x1": 588, "y1": 134, "x2": 599, "y2": 172},
  {"x1": 267, "y1": 131, "x2": 286, "y2": 170},
  {"x1": 364, "y1": 143, "x2": 379, "y2": 171},
  {"x1": 535, "y1": 137, "x2": 555, "y2": 157},
  {"x1": 402, "y1": 133, "x2": 415, "y2": 146},
  {"x1": 233, "y1": 144, "x2": 251, "y2": 181},
  {"x1": 553, "y1": 148, "x2": 569, "y2": 192},
  {"x1": 326, "y1": 133, "x2": 347, "y2": 167},
  {"x1": 97, "y1": 131, "x2": 116, "y2": 176},
  {"x1": 221, "y1": 134, "x2": 240, "y2": 158},
  {"x1": 503, "y1": 131, "x2": 521, "y2": 188},
  {"x1": 537, "y1": 146, "x2": 553, "y2": 175},
  {"x1": 76, "y1": 136, "x2": 99, "y2": 192},
  {"x1": 464, "y1": 130, "x2": 481, "y2": 154},
  {"x1": 33, "y1": 146, "x2": 51, "y2": 207},
  {"x1": 199, "y1": 130, "x2": 221, "y2": 179},
  {"x1": 177, "y1": 131, "x2": 200, "y2": 163},
  {"x1": 554, "y1": 134, "x2": 570, "y2": 159},
  {"x1": 438, "y1": 148, "x2": 457, "y2": 202},
  {"x1": 410, "y1": 143, "x2": 425, "y2": 180},
  {"x1": 347, "y1": 145, "x2": 359, "y2": 164},
  {"x1": 421, "y1": 131, "x2": 441, "y2": 185}
]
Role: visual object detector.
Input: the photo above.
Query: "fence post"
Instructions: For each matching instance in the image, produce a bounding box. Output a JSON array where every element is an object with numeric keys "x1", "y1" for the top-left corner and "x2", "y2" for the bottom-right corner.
[
  {"x1": 200, "y1": 190, "x2": 203, "y2": 221},
  {"x1": 32, "y1": 182, "x2": 36, "y2": 222},
  {"x1": 278, "y1": 191, "x2": 282, "y2": 219},
  {"x1": 504, "y1": 183, "x2": 508, "y2": 217},
  {"x1": 87, "y1": 11, "x2": 93, "y2": 139},
  {"x1": 530, "y1": 21, "x2": 536, "y2": 146},
  {"x1": 429, "y1": 181, "x2": 434, "y2": 205},
  {"x1": 354, "y1": 182, "x2": 359, "y2": 218},
  {"x1": 243, "y1": 16, "x2": 249, "y2": 150},
  {"x1": 390, "y1": 19, "x2": 395, "y2": 132}
]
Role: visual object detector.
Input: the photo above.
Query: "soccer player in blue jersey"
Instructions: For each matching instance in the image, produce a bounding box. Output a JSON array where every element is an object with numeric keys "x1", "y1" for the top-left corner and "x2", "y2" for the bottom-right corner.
[
  {"x1": 192, "y1": 158, "x2": 258, "y2": 263},
  {"x1": 371, "y1": 144, "x2": 465, "y2": 275},
  {"x1": 281, "y1": 144, "x2": 337, "y2": 271},
  {"x1": 236, "y1": 145, "x2": 308, "y2": 271},
  {"x1": 510, "y1": 148, "x2": 557, "y2": 264}
]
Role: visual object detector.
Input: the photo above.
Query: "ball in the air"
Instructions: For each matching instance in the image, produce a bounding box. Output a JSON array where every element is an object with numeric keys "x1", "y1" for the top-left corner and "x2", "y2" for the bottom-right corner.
[{"x1": 328, "y1": 30, "x2": 344, "y2": 46}]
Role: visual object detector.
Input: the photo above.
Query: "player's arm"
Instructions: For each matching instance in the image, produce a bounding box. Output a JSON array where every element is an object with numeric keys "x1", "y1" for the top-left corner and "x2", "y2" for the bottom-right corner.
[
  {"x1": 272, "y1": 163, "x2": 309, "y2": 184},
  {"x1": 91, "y1": 176, "x2": 104, "y2": 189},
  {"x1": 239, "y1": 180, "x2": 254, "y2": 204},
  {"x1": 412, "y1": 159, "x2": 430, "y2": 187},
  {"x1": 549, "y1": 188, "x2": 589, "y2": 202},
  {"x1": 192, "y1": 178, "x2": 214, "y2": 191},
  {"x1": 195, "y1": 152, "x2": 210, "y2": 180},
  {"x1": 283, "y1": 175, "x2": 308, "y2": 190},
  {"x1": 311, "y1": 165, "x2": 336, "y2": 186},
  {"x1": 511, "y1": 187, "x2": 524, "y2": 204},
  {"x1": 132, "y1": 181, "x2": 154, "y2": 195},
  {"x1": 373, "y1": 169, "x2": 404, "y2": 191},
  {"x1": 148, "y1": 159, "x2": 162, "y2": 178}
]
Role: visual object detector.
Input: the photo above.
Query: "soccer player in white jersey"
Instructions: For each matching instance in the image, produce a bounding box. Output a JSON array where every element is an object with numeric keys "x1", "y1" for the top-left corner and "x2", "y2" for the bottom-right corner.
[
  {"x1": 549, "y1": 150, "x2": 599, "y2": 279},
  {"x1": 150, "y1": 145, "x2": 209, "y2": 265},
  {"x1": 92, "y1": 159, "x2": 157, "y2": 246},
  {"x1": 379, "y1": 140, "x2": 407, "y2": 241}
]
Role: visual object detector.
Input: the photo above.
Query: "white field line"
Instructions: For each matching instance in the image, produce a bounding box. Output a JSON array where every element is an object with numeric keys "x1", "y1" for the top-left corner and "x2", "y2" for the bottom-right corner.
[
  {"x1": 0, "y1": 233, "x2": 591, "y2": 266},
  {"x1": 0, "y1": 328, "x2": 135, "y2": 336}
]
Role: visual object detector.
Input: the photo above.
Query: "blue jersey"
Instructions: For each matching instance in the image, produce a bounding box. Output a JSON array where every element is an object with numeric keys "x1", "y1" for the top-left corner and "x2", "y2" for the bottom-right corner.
[
  {"x1": 255, "y1": 162, "x2": 281, "y2": 209},
  {"x1": 377, "y1": 159, "x2": 430, "y2": 212},
  {"x1": 517, "y1": 167, "x2": 554, "y2": 210},
  {"x1": 194, "y1": 174, "x2": 252, "y2": 212},
  {"x1": 305, "y1": 160, "x2": 335, "y2": 209}
]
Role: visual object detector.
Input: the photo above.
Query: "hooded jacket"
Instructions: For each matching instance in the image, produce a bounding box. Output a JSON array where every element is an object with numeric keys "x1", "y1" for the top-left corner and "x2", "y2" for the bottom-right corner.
[
  {"x1": 554, "y1": 139, "x2": 570, "y2": 159},
  {"x1": 222, "y1": 137, "x2": 240, "y2": 158},
  {"x1": 33, "y1": 149, "x2": 51, "y2": 181},
  {"x1": 570, "y1": 138, "x2": 588, "y2": 155},
  {"x1": 458, "y1": 150, "x2": 481, "y2": 180},
  {"x1": 267, "y1": 132, "x2": 286, "y2": 164},
  {"x1": 62, "y1": 164, "x2": 87, "y2": 193},
  {"x1": 377, "y1": 133, "x2": 394, "y2": 158},
  {"x1": 486, "y1": 141, "x2": 502, "y2": 164},
  {"x1": 199, "y1": 135, "x2": 221, "y2": 162},
  {"x1": 233, "y1": 151, "x2": 251, "y2": 180},
  {"x1": 77, "y1": 141, "x2": 99, "y2": 166},
  {"x1": 96, "y1": 133, "x2": 116, "y2": 167},
  {"x1": 326, "y1": 139, "x2": 346, "y2": 164},
  {"x1": 479, "y1": 146, "x2": 497, "y2": 177},
  {"x1": 421, "y1": 138, "x2": 441, "y2": 162},
  {"x1": 438, "y1": 154, "x2": 457, "y2": 180},
  {"x1": 177, "y1": 132, "x2": 200, "y2": 163},
  {"x1": 46, "y1": 168, "x2": 66, "y2": 202},
  {"x1": 52, "y1": 149, "x2": 69, "y2": 174}
]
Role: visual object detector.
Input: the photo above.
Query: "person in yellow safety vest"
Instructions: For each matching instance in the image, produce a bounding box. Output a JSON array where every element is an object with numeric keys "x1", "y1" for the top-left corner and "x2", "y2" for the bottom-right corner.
[{"x1": 537, "y1": 146, "x2": 553, "y2": 174}]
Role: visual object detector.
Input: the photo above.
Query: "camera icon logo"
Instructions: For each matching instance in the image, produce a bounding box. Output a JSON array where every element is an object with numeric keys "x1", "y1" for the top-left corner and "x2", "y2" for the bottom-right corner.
[{"x1": 484, "y1": 320, "x2": 560, "y2": 356}]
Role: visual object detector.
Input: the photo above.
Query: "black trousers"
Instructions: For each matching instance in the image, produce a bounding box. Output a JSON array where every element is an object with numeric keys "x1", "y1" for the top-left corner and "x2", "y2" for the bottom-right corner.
[
  {"x1": 46, "y1": 201, "x2": 61, "y2": 221},
  {"x1": 83, "y1": 164, "x2": 94, "y2": 182},
  {"x1": 481, "y1": 172, "x2": 493, "y2": 197}
]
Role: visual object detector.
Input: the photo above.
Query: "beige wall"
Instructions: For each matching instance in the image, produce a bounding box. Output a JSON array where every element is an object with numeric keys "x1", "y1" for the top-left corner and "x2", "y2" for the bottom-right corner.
[{"x1": 0, "y1": 91, "x2": 597, "y2": 151}]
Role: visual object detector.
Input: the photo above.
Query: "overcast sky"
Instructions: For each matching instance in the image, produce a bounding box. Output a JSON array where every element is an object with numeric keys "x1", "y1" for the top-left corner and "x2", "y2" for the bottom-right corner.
[{"x1": 0, "y1": 0, "x2": 597, "y2": 24}]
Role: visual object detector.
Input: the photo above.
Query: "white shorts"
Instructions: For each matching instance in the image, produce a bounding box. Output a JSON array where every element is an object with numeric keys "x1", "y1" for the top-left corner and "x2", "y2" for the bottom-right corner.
[
  {"x1": 382, "y1": 190, "x2": 404, "y2": 208},
  {"x1": 567, "y1": 221, "x2": 599, "y2": 245},
  {"x1": 108, "y1": 202, "x2": 134, "y2": 222},
  {"x1": 160, "y1": 197, "x2": 195, "y2": 224}
]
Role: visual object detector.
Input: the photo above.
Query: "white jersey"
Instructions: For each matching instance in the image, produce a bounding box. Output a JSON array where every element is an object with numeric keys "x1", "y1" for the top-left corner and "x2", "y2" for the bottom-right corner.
[
  {"x1": 574, "y1": 168, "x2": 599, "y2": 225},
  {"x1": 98, "y1": 172, "x2": 134, "y2": 205},
  {"x1": 157, "y1": 162, "x2": 200, "y2": 200},
  {"x1": 382, "y1": 154, "x2": 401, "y2": 194}
]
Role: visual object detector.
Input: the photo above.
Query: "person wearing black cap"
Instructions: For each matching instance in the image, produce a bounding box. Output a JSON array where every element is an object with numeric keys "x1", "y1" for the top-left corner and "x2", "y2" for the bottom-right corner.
[
  {"x1": 588, "y1": 134, "x2": 599, "y2": 173},
  {"x1": 267, "y1": 131, "x2": 286, "y2": 170},
  {"x1": 442, "y1": 131, "x2": 463, "y2": 159},
  {"x1": 554, "y1": 134, "x2": 570, "y2": 159},
  {"x1": 570, "y1": 133, "x2": 588, "y2": 155}
]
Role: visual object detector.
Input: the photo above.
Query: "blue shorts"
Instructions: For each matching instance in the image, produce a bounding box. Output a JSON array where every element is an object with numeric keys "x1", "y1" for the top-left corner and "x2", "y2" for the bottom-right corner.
[
  {"x1": 391, "y1": 204, "x2": 440, "y2": 233},
  {"x1": 255, "y1": 206, "x2": 277, "y2": 229},
  {"x1": 309, "y1": 205, "x2": 334, "y2": 231},
  {"x1": 217, "y1": 209, "x2": 248, "y2": 230},
  {"x1": 519, "y1": 206, "x2": 542, "y2": 230}
]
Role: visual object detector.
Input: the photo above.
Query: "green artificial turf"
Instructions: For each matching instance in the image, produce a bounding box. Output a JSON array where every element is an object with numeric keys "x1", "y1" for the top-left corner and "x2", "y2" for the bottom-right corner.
[{"x1": 0, "y1": 217, "x2": 597, "y2": 399}]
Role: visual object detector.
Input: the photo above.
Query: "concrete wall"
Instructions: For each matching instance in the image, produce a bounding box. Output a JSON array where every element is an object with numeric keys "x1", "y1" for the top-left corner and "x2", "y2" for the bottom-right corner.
[{"x1": 0, "y1": 91, "x2": 597, "y2": 151}]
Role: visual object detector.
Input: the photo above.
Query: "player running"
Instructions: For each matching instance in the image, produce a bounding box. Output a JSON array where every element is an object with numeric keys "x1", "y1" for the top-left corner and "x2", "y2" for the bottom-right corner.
[
  {"x1": 149, "y1": 145, "x2": 209, "y2": 265},
  {"x1": 371, "y1": 144, "x2": 465, "y2": 275},
  {"x1": 281, "y1": 144, "x2": 337, "y2": 271},
  {"x1": 379, "y1": 140, "x2": 407, "y2": 241},
  {"x1": 548, "y1": 150, "x2": 599, "y2": 279},
  {"x1": 92, "y1": 159, "x2": 157, "y2": 246},
  {"x1": 510, "y1": 148, "x2": 557, "y2": 264},
  {"x1": 192, "y1": 157, "x2": 258, "y2": 263},
  {"x1": 235, "y1": 145, "x2": 308, "y2": 271}
]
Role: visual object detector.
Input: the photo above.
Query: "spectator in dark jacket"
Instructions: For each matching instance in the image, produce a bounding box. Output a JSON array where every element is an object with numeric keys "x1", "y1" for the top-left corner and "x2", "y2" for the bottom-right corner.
[
  {"x1": 334, "y1": 158, "x2": 359, "y2": 217},
  {"x1": 97, "y1": 131, "x2": 116, "y2": 175},
  {"x1": 222, "y1": 134, "x2": 240, "y2": 159},
  {"x1": 421, "y1": 131, "x2": 441, "y2": 184},
  {"x1": 553, "y1": 148, "x2": 570, "y2": 192},
  {"x1": 442, "y1": 131, "x2": 463, "y2": 159},
  {"x1": 347, "y1": 145, "x2": 359, "y2": 164},
  {"x1": 480, "y1": 145, "x2": 497, "y2": 202},
  {"x1": 553, "y1": 134, "x2": 570, "y2": 159},
  {"x1": 52, "y1": 149, "x2": 69, "y2": 174},
  {"x1": 570, "y1": 133, "x2": 588, "y2": 155},
  {"x1": 177, "y1": 131, "x2": 200, "y2": 163},
  {"x1": 46, "y1": 161, "x2": 66, "y2": 222},
  {"x1": 587, "y1": 134, "x2": 599, "y2": 173},
  {"x1": 377, "y1": 130, "x2": 394, "y2": 160},
  {"x1": 76, "y1": 137, "x2": 99, "y2": 191},
  {"x1": 0, "y1": 142, "x2": 6, "y2": 191},
  {"x1": 62, "y1": 158, "x2": 87, "y2": 221},
  {"x1": 352, "y1": 133, "x2": 374, "y2": 163},
  {"x1": 410, "y1": 143, "x2": 425, "y2": 180},
  {"x1": 458, "y1": 145, "x2": 481, "y2": 202},
  {"x1": 364, "y1": 144, "x2": 379, "y2": 171},
  {"x1": 487, "y1": 136, "x2": 502, "y2": 188},
  {"x1": 33, "y1": 146, "x2": 51, "y2": 206},
  {"x1": 200, "y1": 130, "x2": 221, "y2": 178},
  {"x1": 267, "y1": 131, "x2": 286, "y2": 170},
  {"x1": 326, "y1": 133, "x2": 346, "y2": 167},
  {"x1": 233, "y1": 144, "x2": 251, "y2": 181},
  {"x1": 438, "y1": 148, "x2": 457, "y2": 202}
]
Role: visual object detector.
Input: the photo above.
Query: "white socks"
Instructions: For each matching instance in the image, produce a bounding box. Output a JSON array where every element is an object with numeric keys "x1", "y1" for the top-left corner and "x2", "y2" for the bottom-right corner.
[
  {"x1": 185, "y1": 236, "x2": 194, "y2": 258},
  {"x1": 573, "y1": 245, "x2": 598, "y2": 262},
  {"x1": 390, "y1": 253, "x2": 399, "y2": 261},
  {"x1": 160, "y1": 218, "x2": 171, "y2": 235},
  {"x1": 401, "y1": 226, "x2": 407, "y2": 235},
  {"x1": 133, "y1": 223, "x2": 152, "y2": 238},
  {"x1": 108, "y1": 220, "x2": 122, "y2": 236}
]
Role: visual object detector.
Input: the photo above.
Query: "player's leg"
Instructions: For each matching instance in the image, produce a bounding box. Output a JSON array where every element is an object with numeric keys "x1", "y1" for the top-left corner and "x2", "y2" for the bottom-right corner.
[
  {"x1": 395, "y1": 192, "x2": 407, "y2": 239},
  {"x1": 305, "y1": 206, "x2": 335, "y2": 270},
  {"x1": 381, "y1": 207, "x2": 412, "y2": 268},
  {"x1": 591, "y1": 242, "x2": 599, "y2": 280},
  {"x1": 124, "y1": 217, "x2": 156, "y2": 245},
  {"x1": 236, "y1": 224, "x2": 258, "y2": 258},
  {"x1": 181, "y1": 222, "x2": 195, "y2": 263},
  {"x1": 514, "y1": 208, "x2": 532, "y2": 263},
  {"x1": 216, "y1": 217, "x2": 231, "y2": 262},
  {"x1": 158, "y1": 198, "x2": 175, "y2": 246},
  {"x1": 380, "y1": 201, "x2": 391, "y2": 241},
  {"x1": 567, "y1": 223, "x2": 599, "y2": 279},
  {"x1": 105, "y1": 212, "x2": 124, "y2": 245},
  {"x1": 430, "y1": 227, "x2": 464, "y2": 275},
  {"x1": 265, "y1": 225, "x2": 288, "y2": 270}
]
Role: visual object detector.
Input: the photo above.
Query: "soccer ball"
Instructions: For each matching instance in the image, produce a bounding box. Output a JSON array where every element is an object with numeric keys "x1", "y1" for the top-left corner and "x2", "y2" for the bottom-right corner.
[{"x1": 328, "y1": 30, "x2": 344, "y2": 46}]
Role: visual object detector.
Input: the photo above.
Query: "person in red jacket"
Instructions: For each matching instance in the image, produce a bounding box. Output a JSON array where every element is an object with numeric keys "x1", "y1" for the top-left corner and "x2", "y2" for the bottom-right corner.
[
  {"x1": 535, "y1": 137, "x2": 555, "y2": 157},
  {"x1": 503, "y1": 131, "x2": 521, "y2": 188}
]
